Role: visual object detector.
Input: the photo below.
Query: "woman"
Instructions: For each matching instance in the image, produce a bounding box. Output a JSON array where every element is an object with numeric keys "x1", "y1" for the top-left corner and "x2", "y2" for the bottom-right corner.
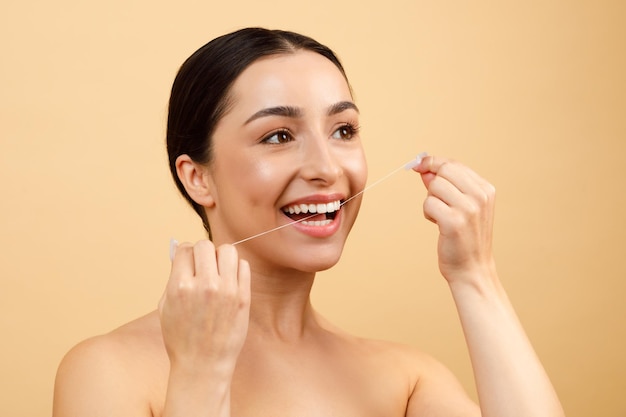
[{"x1": 53, "y1": 28, "x2": 565, "y2": 417}]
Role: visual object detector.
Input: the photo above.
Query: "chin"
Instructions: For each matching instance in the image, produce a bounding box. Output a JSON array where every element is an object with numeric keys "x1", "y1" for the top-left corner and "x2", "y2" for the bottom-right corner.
[
  {"x1": 295, "y1": 242, "x2": 346, "y2": 273},
  {"x1": 301, "y1": 258, "x2": 341, "y2": 273}
]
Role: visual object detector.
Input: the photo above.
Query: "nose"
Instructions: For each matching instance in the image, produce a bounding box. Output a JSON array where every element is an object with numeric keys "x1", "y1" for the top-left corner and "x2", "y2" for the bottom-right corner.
[{"x1": 299, "y1": 134, "x2": 342, "y2": 185}]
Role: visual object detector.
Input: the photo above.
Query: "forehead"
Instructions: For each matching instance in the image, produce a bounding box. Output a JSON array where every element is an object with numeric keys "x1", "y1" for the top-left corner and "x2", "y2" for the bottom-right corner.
[{"x1": 227, "y1": 50, "x2": 353, "y2": 114}]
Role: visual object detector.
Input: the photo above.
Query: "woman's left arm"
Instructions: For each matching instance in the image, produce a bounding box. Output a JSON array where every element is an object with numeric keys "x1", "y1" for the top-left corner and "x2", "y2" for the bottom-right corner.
[{"x1": 412, "y1": 156, "x2": 565, "y2": 417}]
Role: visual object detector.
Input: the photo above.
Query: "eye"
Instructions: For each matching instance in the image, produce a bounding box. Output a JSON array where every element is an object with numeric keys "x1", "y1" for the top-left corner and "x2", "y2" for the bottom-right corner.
[
  {"x1": 261, "y1": 129, "x2": 294, "y2": 144},
  {"x1": 331, "y1": 123, "x2": 359, "y2": 140}
]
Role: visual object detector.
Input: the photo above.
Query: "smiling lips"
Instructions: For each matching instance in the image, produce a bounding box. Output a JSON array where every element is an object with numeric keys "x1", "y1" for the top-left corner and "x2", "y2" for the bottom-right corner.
[{"x1": 282, "y1": 200, "x2": 342, "y2": 226}]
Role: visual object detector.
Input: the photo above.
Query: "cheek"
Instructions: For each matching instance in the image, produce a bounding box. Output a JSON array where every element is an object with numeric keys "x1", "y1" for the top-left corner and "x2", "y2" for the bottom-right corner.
[
  {"x1": 241, "y1": 157, "x2": 292, "y2": 205},
  {"x1": 250, "y1": 158, "x2": 275, "y2": 182},
  {"x1": 344, "y1": 148, "x2": 368, "y2": 192}
]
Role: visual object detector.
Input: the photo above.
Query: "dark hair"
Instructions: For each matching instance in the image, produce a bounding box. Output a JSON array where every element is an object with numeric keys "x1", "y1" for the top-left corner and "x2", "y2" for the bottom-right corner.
[{"x1": 166, "y1": 27, "x2": 350, "y2": 238}]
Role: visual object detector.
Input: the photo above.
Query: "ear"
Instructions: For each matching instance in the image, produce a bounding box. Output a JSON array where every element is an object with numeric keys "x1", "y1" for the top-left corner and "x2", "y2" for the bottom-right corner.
[{"x1": 175, "y1": 154, "x2": 216, "y2": 208}]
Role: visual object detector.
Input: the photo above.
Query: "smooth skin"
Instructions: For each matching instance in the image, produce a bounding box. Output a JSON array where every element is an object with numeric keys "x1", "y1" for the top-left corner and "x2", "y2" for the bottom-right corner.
[{"x1": 53, "y1": 51, "x2": 564, "y2": 417}]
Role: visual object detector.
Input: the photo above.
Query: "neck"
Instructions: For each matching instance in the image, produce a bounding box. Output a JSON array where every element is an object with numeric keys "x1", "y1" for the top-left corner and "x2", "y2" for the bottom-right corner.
[{"x1": 247, "y1": 267, "x2": 319, "y2": 342}]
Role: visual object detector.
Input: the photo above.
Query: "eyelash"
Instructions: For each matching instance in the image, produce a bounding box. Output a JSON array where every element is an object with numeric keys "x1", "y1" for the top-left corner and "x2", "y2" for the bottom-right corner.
[
  {"x1": 260, "y1": 123, "x2": 360, "y2": 145},
  {"x1": 332, "y1": 122, "x2": 360, "y2": 141},
  {"x1": 260, "y1": 129, "x2": 294, "y2": 144}
]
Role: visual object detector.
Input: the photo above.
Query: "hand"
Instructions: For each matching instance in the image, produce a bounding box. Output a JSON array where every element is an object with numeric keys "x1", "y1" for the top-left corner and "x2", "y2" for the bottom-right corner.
[
  {"x1": 159, "y1": 240, "x2": 251, "y2": 376},
  {"x1": 414, "y1": 156, "x2": 497, "y2": 285}
]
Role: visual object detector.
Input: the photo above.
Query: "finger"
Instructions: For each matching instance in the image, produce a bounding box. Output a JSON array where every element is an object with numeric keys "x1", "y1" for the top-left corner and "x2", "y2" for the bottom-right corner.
[
  {"x1": 216, "y1": 244, "x2": 240, "y2": 283},
  {"x1": 419, "y1": 156, "x2": 492, "y2": 197},
  {"x1": 192, "y1": 240, "x2": 219, "y2": 280},
  {"x1": 423, "y1": 194, "x2": 453, "y2": 225},
  {"x1": 413, "y1": 154, "x2": 440, "y2": 174},
  {"x1": 413, "y1": 155, "x2": 446, "y2": 189},
  {"x1": 238, "y1": 259, "x2": 251, "y2": 303},
  {"x1": 419, "y1": 157, "x2": 475, "y2": 194},
  {"x1": 418, "y1": 171, "x2": 437, "y2": 189},
  {"x1": 433, "y1": 163, "x2": 496, "y2": 216},
  {"x1": 163, "y1": 242, "x2": 195, "y2": 314},
  {"x1": 426, "y1": 174, "x2": 467, "y2": 209},
  {"x1": 170, "y1": 241, "x2": 196, "y2": 279}
]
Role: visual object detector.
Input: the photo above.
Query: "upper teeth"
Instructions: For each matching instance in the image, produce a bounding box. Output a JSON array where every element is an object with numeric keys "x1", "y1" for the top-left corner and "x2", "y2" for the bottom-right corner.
[{"x1": 283, "y1": 200, "x2": 341, "y2": 215}]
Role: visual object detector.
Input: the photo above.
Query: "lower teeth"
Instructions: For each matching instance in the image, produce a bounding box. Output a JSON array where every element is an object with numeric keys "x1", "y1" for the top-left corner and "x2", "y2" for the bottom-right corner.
[{"x1": 301, "y1": 219, "x2": 332, "y2": 226}]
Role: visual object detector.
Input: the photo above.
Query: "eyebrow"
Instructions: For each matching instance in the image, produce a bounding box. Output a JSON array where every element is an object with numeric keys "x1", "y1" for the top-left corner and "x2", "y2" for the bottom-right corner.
[
  {"x1": 244, "y1": 101, "x2": 359, "y2": 125},
  {"x1": 327, "y1": 101, "x2": 360, "y2": 116},
  {"x1": 244, "y1": 106, "x2": 302, "y2": 125}
]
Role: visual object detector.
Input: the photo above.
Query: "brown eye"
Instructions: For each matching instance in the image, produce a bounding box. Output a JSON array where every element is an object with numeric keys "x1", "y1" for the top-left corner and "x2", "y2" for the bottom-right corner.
[
  {"x1": 262, "y1": 129, "x2": 293, "y2": 144},
  {"x1": 331, "y1": 124, "x2": 358, "y2": 140}
]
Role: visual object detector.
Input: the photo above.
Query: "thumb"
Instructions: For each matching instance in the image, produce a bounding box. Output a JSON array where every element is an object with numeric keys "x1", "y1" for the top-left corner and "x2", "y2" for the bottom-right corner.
[
  {"x1": 412, "y1": 155, "x2": 436, "y2": 189},
  {"x1": 159, "y1": 238, "x2": 179, "y2": 313},
  {"x1": 419, "y1": 171, "x2": 436, "y2": 189}
]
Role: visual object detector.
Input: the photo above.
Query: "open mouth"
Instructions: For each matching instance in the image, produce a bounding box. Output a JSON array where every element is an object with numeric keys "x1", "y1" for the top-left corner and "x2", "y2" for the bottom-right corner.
[{"x1": 281, "y1": 200, "x2": 342, "y2": 225}]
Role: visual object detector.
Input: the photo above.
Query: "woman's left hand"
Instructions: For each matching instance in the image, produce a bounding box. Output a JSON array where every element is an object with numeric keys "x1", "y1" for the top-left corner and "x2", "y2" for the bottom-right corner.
[{"x1": 413, "y1": 156, "x2": 497, "y2": 285}]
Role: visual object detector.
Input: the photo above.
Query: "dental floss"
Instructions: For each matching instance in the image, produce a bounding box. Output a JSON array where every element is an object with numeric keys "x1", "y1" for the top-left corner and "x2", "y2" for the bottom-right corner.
[
  {"x1": 230, "y1": 153, "x2": 428, "y2": 246},
  {"x1": 169, "y1": 238, "x2": 179, "y2": 261},
  {"x1": 404, "y1": 152, "x2": 428, "y2": 170}
]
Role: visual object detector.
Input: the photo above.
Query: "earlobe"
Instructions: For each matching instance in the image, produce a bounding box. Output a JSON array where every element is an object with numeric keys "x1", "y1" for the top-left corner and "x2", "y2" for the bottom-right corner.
[{"x1": 175, "y1": 155, "x2": 216, "y2": 207}]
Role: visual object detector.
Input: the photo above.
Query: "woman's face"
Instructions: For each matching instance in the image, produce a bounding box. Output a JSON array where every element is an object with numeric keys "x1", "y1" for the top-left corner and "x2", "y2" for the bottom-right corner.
[{"x1": 205, "y1": 50, "x2": 367, "y2": 273}]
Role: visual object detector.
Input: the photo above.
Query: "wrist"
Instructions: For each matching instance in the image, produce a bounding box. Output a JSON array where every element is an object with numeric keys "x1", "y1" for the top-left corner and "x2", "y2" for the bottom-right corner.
[
  {"x1": 169, "y1": 354, "x2": 237, "y2": 382},
  {"x1": 165, "y1": 364, "x2": 232, "y2": 417},
  {"x1": 446, "y1": 260, "x2": 501, "y2": 298}
]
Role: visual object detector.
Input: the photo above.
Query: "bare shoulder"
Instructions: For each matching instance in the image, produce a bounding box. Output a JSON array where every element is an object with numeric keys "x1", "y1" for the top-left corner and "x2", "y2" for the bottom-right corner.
[
  {"x1": 352, "y1": 337, "x2": 480, "y2": 416},
  {"x1": 53, "y1": 311, "x2": 167, "y2": 417},
  {"x1": 317, "y1": 315, "x2": 438, "y2": 374}
]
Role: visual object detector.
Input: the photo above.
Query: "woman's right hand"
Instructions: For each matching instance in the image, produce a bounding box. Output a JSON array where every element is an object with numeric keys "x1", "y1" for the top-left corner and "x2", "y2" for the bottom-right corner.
[{"x1": 159, "y1": 240, "x2": 251, "y2": 377}]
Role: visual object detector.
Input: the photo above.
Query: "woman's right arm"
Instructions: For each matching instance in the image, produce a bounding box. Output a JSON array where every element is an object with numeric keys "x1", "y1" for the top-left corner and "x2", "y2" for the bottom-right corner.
[
  {"x1": 53, "y1": 241, "x2": 251, "y2": 417},
  {"x1": 160, "y1": 241, "x2": 251, "y2": 417}
]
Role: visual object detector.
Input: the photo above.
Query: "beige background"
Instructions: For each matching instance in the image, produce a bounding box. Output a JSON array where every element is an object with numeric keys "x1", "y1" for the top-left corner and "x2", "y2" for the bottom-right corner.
[{"x1": 1, "y1": 1, "x2": 625, "y2": 416}]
